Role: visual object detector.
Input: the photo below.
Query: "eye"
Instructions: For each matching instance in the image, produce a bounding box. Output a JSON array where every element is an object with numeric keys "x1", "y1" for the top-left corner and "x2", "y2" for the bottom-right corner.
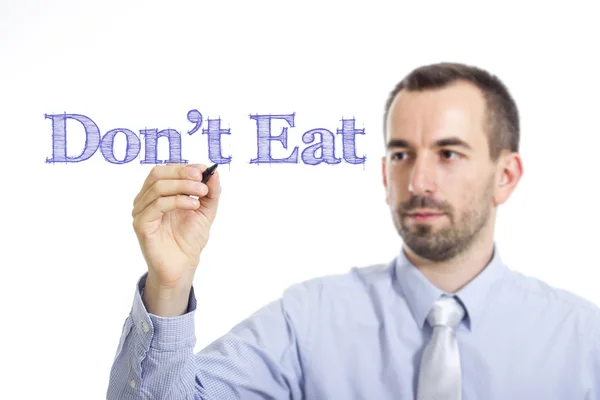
[
  {"x1": 391, "y1": 152, "x2": 408, "y2": 161},
  {"x1": 441, "y1": 150, "x2": 459, "y2": 160}
]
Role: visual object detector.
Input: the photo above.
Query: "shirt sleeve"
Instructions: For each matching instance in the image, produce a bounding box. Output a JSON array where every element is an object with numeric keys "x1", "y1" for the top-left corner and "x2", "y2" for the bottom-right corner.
[
  {"x1": 106, "y1": 272, "x2": 312, "y2": 400},
  {"x1": 587, "y1": 313, "x2": 600, "y2": 400}
]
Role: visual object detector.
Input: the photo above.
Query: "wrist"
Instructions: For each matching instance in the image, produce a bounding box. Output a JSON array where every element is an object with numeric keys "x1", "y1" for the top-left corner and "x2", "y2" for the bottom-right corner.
[
  {"x1": 146, "y1": 272, "x2": 192, "y2": 296},
  {"x1": 143, "y1": 272, "x2": 193, "y2": 317}
]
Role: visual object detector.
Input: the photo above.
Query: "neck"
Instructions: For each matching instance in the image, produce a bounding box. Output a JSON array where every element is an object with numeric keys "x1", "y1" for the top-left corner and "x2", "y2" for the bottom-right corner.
[{"x1": 403, "y1": 235, "x2": 495, "y2": 293}]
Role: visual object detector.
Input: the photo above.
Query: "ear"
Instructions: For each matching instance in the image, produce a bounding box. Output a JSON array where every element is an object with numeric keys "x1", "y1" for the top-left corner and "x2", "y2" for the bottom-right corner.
[
  {"x1": 494, "y1": 152, "x2": 523, "y2": 206},
  {"x1": 381, "y1": 156, "x2": 390, "y2": 205}
]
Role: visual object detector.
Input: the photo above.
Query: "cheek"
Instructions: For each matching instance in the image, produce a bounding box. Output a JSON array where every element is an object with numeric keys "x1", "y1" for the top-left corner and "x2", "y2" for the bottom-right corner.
[
  {"x1": 387, "y1": 175, "x2": 410, "y2": 202},
  {"x1": 443, "y1": 175, "x2": 479, "y2": 208},
  {"x1": 466, "y1": 180, "x2": 492, "y2": 210},
  {"x1": 460, "y1": 191, "x2": 477, "y2": 211}
]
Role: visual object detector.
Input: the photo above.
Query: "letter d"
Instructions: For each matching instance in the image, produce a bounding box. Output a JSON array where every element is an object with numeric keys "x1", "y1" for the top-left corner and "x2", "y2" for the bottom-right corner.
[{"x1": 45, "y1": 113, "x2": 100, "y2": 163}]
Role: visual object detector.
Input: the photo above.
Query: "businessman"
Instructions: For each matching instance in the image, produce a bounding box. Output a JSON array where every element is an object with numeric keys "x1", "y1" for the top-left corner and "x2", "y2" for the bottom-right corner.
[{"x1": 107, "y1": 62, "x2": 600, "y2": 399}]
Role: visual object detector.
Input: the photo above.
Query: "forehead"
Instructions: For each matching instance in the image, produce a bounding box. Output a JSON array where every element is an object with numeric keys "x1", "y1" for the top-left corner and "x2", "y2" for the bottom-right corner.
[{"x1": 386, "y1": 81, "x2": 488, "y2": 148}]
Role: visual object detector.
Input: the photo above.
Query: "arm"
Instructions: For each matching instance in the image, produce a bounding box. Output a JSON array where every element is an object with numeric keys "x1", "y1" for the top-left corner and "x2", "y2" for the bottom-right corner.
[
  {"x1": 584, "y1": 311, "x2": 600, "y2": 400},
  {"x1": 107, "y1": 272, "x2": 311, "y2": 400}
]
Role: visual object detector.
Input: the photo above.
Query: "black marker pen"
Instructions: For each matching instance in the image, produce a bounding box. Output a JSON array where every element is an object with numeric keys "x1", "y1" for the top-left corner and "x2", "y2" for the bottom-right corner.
[{"x1": 201, "y1": 163, "x2": 218, "y2": 183}]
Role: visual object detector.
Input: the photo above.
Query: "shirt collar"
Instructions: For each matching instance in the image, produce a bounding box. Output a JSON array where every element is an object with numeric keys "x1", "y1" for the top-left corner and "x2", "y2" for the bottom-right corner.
[{"x1": 393, "y1": 242, "x2": 508, "y2": 331}]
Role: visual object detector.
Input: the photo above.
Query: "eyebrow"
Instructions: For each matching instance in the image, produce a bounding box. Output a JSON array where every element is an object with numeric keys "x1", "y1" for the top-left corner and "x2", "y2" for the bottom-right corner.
[{"x1": 386, "y1": 137, "x2": 473, "y2": 151}]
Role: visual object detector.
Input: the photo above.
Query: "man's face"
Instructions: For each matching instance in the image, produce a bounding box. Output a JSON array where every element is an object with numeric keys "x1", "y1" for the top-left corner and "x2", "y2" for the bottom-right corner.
[{"x1": 382, "y1": 81, "x2": 501, "y2": 262}]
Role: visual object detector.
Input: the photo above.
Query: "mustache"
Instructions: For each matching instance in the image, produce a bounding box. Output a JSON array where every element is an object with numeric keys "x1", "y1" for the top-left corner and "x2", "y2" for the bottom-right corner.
[{"x1": 398, "y1": 196, "x2": 450, "y2": 214}]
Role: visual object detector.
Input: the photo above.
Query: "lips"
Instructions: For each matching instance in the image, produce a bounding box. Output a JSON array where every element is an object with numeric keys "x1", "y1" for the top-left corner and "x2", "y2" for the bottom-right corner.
[
  {"x1": 406, "y1": 212, "x2": 445, "y2": 222},
  {"x1": 409, "y1": 212, "x2": 443, "y2": 216}
]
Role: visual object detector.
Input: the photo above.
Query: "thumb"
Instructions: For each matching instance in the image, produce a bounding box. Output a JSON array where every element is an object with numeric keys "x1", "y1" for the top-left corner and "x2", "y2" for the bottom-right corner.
[{"x1": 198, "y1": 169, "x2": 222, "y2": 220}]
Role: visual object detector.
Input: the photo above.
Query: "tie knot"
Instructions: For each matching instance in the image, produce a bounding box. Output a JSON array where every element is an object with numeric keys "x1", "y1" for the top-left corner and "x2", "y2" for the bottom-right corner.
[{"x1": 427, "y1": 296, "x2": 465, "y2": 329}]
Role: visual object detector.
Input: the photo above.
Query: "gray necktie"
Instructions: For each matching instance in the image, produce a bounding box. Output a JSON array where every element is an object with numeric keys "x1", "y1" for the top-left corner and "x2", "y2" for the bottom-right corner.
[{"x1": 417, "y1": 296, "x2": 465, "y2": 400}]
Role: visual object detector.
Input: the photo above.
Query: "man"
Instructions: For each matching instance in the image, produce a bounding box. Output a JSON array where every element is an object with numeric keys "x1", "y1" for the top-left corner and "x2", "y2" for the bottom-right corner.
[{"x1": 107, "y1": 62, "x2": 600, "y2": 399}]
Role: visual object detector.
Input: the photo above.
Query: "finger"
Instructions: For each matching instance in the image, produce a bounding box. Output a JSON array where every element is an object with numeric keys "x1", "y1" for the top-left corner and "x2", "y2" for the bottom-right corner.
[
  {"x1": 132, "y1": 179, "x2": 208, "y2": 218},
  {"x1": 195, "y1": 169, "x2": 222, "y2": 221},
  {"x1": 134, "y1": 163, "x2": 207, "y2": 207},
  {"x1": 134, "y1": 195, "x2": 200, "y2": 227}
]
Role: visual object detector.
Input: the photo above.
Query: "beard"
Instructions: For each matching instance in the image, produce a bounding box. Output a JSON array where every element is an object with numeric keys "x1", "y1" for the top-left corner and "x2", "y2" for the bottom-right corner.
[{"x1": 391, "y1": 177, "x2": 494, "y2": 262}]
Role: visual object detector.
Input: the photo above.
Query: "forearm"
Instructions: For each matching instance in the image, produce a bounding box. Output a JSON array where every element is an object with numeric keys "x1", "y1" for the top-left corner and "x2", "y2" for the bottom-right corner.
[
  {"x1": 107, "y1": 273, "x2": 199, "y2": 400},
  {"x1": 108, "y1": 271, "x2": 309, "y2": 399},
  {"x1": 142, "y1": 272, "x2": 193, "y2": 317}
]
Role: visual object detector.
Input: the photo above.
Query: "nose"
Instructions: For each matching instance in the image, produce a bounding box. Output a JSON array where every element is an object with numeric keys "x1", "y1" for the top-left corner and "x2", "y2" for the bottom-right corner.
[{"x1": 408, "y1": 155, "x2": 437, "y2": 195}]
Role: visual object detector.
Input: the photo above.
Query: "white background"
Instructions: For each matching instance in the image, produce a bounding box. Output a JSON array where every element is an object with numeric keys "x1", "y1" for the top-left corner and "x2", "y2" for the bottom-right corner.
[{"x1": 1, "y1": 1, "x2": 599, "y2": 398}]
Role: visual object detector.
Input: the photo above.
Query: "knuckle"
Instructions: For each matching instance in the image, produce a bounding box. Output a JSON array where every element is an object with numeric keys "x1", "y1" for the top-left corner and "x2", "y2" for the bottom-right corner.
[
  {"x1": 132, "y1": 217, "x2": 140, "y2": 232},
  {"x1": 133, "y1": 192, "x2": 142, "y2": 207},
  {"x1": 150, "y1": 165, "x2": 162, "y2": 179},
  {"x1": 179, "y1": 166, "x2": 190, "y2": 178},
  {"x1": 151, "y1": 180, "x2": 165, "y2": 196}
]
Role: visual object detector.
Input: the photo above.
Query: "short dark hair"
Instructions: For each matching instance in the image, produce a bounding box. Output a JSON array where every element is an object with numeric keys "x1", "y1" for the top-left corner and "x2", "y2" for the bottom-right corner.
[{"x1": 383, "y1": 62, "x2": 519, "y2": 161}]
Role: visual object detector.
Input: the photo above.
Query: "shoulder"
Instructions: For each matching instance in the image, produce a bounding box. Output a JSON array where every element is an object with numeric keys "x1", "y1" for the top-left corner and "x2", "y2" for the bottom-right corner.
[
  {"x1": 506, "y1": 268, "x2": 600, "y2": 317},
  {"x1": 503, "y1": 269, "x2": 600, "y2": 389},
  {"x1": 278, "y1": 260, "x2": 396, "y2": 332},
  {"x1": 504, "y1": 269, "x2": 600, "y2": 347},
  {"x1": 281, "y1": 260, "x2": 395, "y2": 304}
]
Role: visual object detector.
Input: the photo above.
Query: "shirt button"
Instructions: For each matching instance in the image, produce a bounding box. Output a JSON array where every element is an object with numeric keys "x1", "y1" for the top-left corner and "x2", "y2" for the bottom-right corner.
[
  {"x1": 129, "y1": 379, "x2": 135, "y2": 388},
  {"x1": 141, "y1": 321, "x2": 149, "y2": 333}
]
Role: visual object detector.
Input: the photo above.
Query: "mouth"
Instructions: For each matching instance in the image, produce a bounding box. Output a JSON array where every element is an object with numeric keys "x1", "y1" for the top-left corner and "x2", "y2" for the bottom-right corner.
[{"x1": 405, "y1": 211, "x2": 445, "y2": 222}]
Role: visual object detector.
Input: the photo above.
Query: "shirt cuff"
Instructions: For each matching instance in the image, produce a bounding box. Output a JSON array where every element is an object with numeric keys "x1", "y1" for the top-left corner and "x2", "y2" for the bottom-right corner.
[{"x1": 130, "y1": 272, "x2": 198, "y2": 352}]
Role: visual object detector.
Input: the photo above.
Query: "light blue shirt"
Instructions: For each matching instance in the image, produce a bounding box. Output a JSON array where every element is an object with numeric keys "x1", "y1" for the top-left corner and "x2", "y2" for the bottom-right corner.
[{"x1": 107, "y1": 244, "x2": 600, "y2": 399}]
